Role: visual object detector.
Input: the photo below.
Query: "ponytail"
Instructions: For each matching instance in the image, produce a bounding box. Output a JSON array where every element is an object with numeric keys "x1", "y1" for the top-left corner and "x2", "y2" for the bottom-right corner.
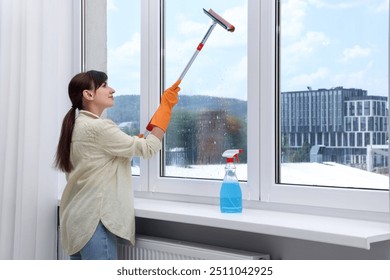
[{"x1": 54, "y1": 107, "x2": 77, "y2": 173}]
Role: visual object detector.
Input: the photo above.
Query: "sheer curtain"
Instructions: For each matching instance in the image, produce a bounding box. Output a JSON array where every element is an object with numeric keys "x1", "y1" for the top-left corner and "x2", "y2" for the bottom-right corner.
[{"x1": 0, "y1": 0, "x2": 80, "y2": 259}]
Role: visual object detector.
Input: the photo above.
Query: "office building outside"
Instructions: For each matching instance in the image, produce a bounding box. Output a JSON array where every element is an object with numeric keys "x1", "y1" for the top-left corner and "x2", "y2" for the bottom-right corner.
[{"x1": 281, "y1": 87, "x2": 388, "y2": 169}]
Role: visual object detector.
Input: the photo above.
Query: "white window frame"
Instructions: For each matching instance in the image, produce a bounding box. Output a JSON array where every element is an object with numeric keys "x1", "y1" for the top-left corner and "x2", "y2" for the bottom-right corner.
[
  {"x1": 139, "y1": 0, "x2": 259, "y2": 202},
  {"x1": 93, "y1": 0, "x2": 389, "y2": 214},
  {"x1": 258, "y1": 0, "x2": 390, "y2": 213}
]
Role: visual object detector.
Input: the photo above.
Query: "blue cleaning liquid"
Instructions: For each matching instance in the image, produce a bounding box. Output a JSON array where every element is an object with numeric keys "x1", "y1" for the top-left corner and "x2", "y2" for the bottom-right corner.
[{"x1": 220, "y1": 181, "x2": 242, "y2": 213}]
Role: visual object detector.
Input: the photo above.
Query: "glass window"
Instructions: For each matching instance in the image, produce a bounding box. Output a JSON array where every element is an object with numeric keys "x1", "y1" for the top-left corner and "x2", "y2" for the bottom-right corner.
[
  {"x1": 87, "y1": 0, "x2": 389, "y2": 212},
  {"x1": 163, "y1": 0, "x2": 248, "y2": 181},
  {"x1": 365, "y1": 132, "x2": 370, "y2": 146},
  {"x1": 279, "y1": 0, "x2": 388, "y2": 190},
  {"x1": 357, "y1": 101, "x2": 362, "y2": 116},
  {"x1": 361, "y1": 117, "x2": 366, "y2": 131},
  {"x1": 106, "y1": 0, "x2": 141, "y2": 175},
  {"x1": 364, "y1": 101, "x2": 370, "y2": 116}
]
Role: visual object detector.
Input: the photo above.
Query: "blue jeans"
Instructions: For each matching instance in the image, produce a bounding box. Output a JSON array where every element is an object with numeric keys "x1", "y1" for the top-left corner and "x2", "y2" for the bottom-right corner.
[{"x1": 70, "y1": 222, "x2": 118, "y2": 260}]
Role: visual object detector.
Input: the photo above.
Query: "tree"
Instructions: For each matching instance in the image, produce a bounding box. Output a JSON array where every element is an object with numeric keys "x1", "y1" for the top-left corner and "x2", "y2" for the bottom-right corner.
[
  {"x1": 166, "y1": 109, "x2": 198, "y2": 165},
  {"x1": 226, "y1": 115, "x2": 247, "y2": 163}
]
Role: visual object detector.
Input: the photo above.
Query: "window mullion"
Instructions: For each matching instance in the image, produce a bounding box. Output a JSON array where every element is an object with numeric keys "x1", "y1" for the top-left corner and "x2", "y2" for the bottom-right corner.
[
  {"x1": 140, "y1": 0, "x2": 162, "y2": 192},
  {"x1": 259, "y1": 0, "x2": 277, "y2": 201},
  {"x1": 247, "y1": 0, "x2": 261, "y2": 201}
]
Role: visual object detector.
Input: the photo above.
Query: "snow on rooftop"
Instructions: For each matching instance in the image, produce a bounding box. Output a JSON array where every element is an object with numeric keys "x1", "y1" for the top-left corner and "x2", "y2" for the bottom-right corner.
[
  {"x1": 281, "y1": 162, "x2": 388, "y2": 190},
  {"x1": 160, "y1": 162, "x2": 389, "y2": 190}
]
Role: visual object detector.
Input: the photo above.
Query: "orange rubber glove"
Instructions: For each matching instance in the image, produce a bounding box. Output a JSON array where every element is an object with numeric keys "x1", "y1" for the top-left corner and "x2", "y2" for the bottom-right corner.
[{"x1": 146, "y1": 80, "x2": 181, "y2": 132}]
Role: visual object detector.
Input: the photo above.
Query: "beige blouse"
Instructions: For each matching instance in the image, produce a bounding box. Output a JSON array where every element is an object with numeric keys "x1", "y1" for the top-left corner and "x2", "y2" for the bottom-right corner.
[{"x1": 59, "y1": 110, "x2": 161, "y2": 255}]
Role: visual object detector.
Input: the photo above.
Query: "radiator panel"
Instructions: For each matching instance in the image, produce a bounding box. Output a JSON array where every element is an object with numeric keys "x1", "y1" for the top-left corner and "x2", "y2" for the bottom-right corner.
[{"x1": 118, "y1": 235, "x2": 269, "y2": 260}]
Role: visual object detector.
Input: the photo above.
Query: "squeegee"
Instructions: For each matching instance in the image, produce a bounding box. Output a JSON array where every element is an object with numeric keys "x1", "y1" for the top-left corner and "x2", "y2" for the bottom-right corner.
[{"x1": 178, "y1": 8, "x2": 235, "y2": 81}]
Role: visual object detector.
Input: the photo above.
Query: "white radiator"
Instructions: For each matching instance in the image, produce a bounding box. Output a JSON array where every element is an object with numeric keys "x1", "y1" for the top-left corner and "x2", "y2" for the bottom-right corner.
[
  {"x1": 119, "y1": 235, "x2": 269, "y2": 260},
  {"x1": 58, "y1": 234, "x2": 269, "y2": 260}
]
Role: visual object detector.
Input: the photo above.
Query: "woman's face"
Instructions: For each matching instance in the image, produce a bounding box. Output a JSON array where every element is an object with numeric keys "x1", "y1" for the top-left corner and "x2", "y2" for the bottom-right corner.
[{"x1": 92, "y1": 81, "x2": 116, "y2": 110}]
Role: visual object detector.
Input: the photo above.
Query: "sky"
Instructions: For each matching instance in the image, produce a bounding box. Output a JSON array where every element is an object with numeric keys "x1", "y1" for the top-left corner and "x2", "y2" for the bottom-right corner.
[
  {"x1": 107, "y1": 0, "x2": 141, "y2": 95},
  {"x1": 281, "y1": 0, "x2": 389, "y2": 96},
  {"x1": 107, "y1": 0, "x2": 389, "y2": 99}
]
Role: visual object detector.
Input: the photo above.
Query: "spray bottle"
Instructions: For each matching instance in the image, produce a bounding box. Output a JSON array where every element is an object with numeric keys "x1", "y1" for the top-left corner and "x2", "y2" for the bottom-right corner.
[{"x1": 220, "y1": 149, "x2": 242, "y2": 213}]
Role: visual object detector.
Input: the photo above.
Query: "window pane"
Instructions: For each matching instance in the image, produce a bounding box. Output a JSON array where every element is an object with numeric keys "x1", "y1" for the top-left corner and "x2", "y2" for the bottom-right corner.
[
  {"x1": 164, "y1": 0, "x2": 248, "y2": 181},
  {"x1": 106, "y1": 0, "x2": 141, "y2": 175},
  {"x1": 279, "y1": 0, "x2": 388, "y2": 189}
]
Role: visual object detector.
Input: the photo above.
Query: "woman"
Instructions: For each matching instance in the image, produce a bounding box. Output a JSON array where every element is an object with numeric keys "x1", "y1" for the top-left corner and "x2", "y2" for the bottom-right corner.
[{"x1": 55, "y1": 70, "x2": 180, "y2": 260}]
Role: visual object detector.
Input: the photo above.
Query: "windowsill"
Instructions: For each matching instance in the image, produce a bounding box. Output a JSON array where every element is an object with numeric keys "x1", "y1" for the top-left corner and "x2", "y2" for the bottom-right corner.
[{"x1": 134, "y1": 197, "x2": 390, "y2": 250}]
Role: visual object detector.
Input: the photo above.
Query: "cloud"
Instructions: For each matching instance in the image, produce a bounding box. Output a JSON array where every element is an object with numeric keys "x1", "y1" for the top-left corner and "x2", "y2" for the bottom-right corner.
[
  {"x1": 371, "y1": 0, "x2": 389, "y2": 13},
  {"x1": 211, "y1": 55, "x2": 248, "y2": 99},
  {"x1": 307, "y1": 0, "x2": 360, "y2": 9},
  {"x1": 107, "y1": 33, "x2": 141, "y2": 94},
  {"x1": 331, "y1": 61, "x2": 374, "y2": 89},
  {"x1": 281, "y1": 0, "x2": 308, "y2": 38},
  {"x1": 281, "y1": 31, "x2": 330, "y2": 74},
  {"x1": 308, "y1": 0, "x2": 389, "y2": 13},
  {"x1": 339, "y1": 45, "x2": 372, "y2": 62},
  {"x1": 177, "y1": 14, "x2": 206, "y2": 36},
  {"x1": 280, "y1": 0, "x2": 330, "y2": 75},
  {"x1": 284, "y1": 31, "x2": 330, "y2": 55},
  {"x1": 107, "y1": 0, "x2": 118, "y2": 12},
  {"x1": 286, "y1": 67, "x2": 329, "y2": 90},
  {"x1": 228, "y1": 55, "x2": 247, "y2": 83},
  {"x1": 281, "y1": 0, "x2": 389, "y2": 94}
]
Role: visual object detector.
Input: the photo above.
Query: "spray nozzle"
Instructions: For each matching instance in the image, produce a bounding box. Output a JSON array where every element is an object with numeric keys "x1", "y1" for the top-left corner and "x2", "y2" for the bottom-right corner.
[{"x1": 222, "y1": 149, "x2": 243, "y2": 163}]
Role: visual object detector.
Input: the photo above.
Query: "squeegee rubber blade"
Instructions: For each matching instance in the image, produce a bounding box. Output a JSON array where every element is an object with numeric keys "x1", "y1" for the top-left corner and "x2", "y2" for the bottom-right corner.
[{"x1": 203, "y1": 8, "x2": 235, "y2": 32}]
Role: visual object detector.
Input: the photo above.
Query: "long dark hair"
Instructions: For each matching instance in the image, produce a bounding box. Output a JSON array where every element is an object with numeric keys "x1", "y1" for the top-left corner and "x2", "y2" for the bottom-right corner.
[{"x1": 54, "y1": 70, "x2": 108, "y2": 173}]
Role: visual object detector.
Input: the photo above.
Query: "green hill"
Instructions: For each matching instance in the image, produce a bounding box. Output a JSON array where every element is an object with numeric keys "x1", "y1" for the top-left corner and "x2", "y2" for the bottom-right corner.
[{"x1": 107, "y1": 95, "x2": 247, "y2": 124}]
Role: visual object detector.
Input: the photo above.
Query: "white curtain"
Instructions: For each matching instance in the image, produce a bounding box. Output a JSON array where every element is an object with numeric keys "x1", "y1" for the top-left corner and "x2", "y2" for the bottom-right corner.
[{"x1": 0, "y1": 0, "x2": 79, "y2": 259}]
